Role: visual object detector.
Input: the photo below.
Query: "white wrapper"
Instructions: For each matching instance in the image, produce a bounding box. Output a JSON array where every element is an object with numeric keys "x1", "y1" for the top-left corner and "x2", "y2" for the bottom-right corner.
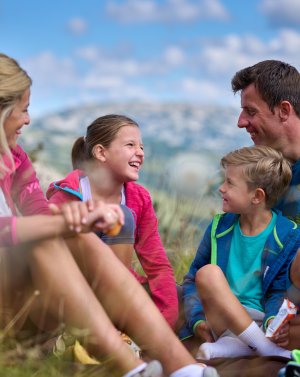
[{"x1": 265, "y1": 298, "x2": 297, "y2": 338}]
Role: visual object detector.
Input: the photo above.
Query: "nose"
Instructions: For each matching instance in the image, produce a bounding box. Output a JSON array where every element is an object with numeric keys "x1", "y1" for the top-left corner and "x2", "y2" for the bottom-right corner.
[
  {"x1": 237, "y1": 111, "x2": 248, "y2": 129},
  {"x1": 136, "y1": 146, "x2": 144, "y2": 157},
  {"x1": 219, "y1": 183, "x2": 225, "y2": 193},
  {"x1": 24, "y1": 113, "x2": 30, "y2": 126}
]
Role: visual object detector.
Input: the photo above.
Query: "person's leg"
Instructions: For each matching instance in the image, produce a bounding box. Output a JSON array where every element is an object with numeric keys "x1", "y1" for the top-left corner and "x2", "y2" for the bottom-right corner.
[
  {"x1": 65, "y1": 233, "x2": 211, "y2": 376},
  {"x1": 196, "y1": 264, "x2": 291, "y2": 358},
  {"x1": 29, "y1": 235, "x2": 216, "y2": 376},
  {"x1": 0, "y1": 245, "x2": 37, "y2": 335},
  {"x1": 28, "y1": 237, "x2": 143, "y2": 376},
  {"x1": 197, "y1": 336, "x2": 253, "y2": 360},
  {"x1": 195, "y1": 265, "x2": 252, "y2": 336}
]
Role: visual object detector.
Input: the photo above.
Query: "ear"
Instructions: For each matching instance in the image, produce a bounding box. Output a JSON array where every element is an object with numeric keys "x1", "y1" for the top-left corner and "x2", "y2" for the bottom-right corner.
[
  {"x1": 278, "y1": 100, "x2": 292, "y2": 121},
  {"x1": 92, "y1": 144, "x2": 106, "y2": 162},
  {"x1": 252, "y1": 188, "x2": 265, "y2": 205}
]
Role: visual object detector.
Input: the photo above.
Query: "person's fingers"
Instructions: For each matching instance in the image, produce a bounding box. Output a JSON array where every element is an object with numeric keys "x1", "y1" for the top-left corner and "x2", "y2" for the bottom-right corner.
[
  {"x1": 277, "y1": 339, "x2": 289, "y2": 347},
  {"x1": 104, "y1": 209, "x2": 119, "y2": 229},
  {"x1": 61, "y1": 203, "x2": 75, "y2": 231},
  {"x1": 48, "y1": 203, "x2": 60, "y2": 215},
  {"x1": 86, "y1": 198, "x2": 94, "y2": 212},
  {"x1": 111, "y1": 205, "x2": 125, "y2": 225},
  {"x1": 79, "y1": 203, "x2": 89, "y2": 225}
]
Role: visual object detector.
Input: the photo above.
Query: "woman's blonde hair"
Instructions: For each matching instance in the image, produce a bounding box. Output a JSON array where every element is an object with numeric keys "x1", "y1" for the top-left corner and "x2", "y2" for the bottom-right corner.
[
  {"x1": 221, "y1": 145, "x2": 292, "y2": 208},
  {"x1": 0, "y1": 53, "x2": 32, "y2": 174}
]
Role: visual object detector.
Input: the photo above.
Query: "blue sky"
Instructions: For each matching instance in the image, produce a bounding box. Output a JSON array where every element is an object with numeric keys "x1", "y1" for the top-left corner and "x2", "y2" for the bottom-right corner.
[{"x1": 2, "y1": 0, "x2": 300, "y2": 117}]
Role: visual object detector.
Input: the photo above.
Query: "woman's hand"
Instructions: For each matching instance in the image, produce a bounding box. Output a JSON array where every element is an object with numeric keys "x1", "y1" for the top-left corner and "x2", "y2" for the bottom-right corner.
[
  {"x1": 49, "y1": 200, "x2": 124, "y2": 234},
  {"x1": 49, "y1": 200, "x2": 94, "y2": 232}
]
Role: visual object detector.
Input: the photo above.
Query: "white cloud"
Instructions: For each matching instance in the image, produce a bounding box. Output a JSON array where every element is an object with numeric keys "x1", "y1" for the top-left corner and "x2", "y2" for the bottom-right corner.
[
  {"x1": 193, "y1": 30, "x2": 300, "y2": 76},
  {"x1": 261, "y1": 0, "x2": 300, "y2": 27},
  {"x1": 106, "y1": 0, "x2": 230, "y2": 23},
  {"x1": 82, "y1": 75, "x2": 124, "y2": 89},
  {"x1": 22, "y1": 27, "x2": 300, "y2": 116},
  {"x1": 67, "y1": 17, "x2": 88, "y2": 35},
  {"x1": 180, "y1": 78, "x2": 220, "y2": 98},
  {"x1": 269, "y1": 29, "x2": 300, "y2": 54},
  {"x1": 24, "y1": 51, "x2": 78, "y2": 90},
  {"x1": 163, "y1": 46, "x2": 186, "y2": 66}
]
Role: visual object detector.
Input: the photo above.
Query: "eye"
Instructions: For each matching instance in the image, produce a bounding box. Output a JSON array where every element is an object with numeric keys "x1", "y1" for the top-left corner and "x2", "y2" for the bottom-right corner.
[
  {"x1": 245, "y1": 108, "x2": 256, "y2": 116},
  {"x1": 140, "y1": 145, "x2": 144, "y2": 151}
]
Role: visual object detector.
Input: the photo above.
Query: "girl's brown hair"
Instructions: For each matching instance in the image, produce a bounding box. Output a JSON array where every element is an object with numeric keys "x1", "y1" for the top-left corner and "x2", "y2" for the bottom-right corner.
[{"x1": 72, "y1": 114, "x2": 139, "y2": 169}]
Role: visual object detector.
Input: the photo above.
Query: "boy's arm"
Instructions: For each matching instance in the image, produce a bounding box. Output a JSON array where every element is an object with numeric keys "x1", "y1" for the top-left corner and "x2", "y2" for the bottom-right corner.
[
  {"x1": 182, "y1": 224, "x2": 212, "y2": 334},
  {"x1": 263, "y1": 242, "x2": 298, "y2": 329}
]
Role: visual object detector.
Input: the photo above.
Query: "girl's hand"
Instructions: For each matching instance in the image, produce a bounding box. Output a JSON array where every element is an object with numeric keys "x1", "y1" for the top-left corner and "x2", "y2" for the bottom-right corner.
[{"x1": 91, "y1": 202, "x2": 124, "y2": 234}]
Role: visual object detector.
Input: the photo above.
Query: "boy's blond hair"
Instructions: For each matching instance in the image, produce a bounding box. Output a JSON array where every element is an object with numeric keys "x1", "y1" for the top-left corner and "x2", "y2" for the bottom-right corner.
[{"x1": 221, "y1": 145, "x2": 292, "y2": 208}]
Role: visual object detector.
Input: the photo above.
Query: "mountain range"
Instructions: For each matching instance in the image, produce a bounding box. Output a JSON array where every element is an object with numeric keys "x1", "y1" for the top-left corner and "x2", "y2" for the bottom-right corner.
[{"x1": 22, "y1": 102, "x2": 251, "y2": 195}]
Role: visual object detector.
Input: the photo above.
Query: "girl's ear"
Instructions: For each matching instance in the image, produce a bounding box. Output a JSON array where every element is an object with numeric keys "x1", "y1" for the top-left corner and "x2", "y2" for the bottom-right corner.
[
  {"x1": 92, "y1": 144, "x2": 106, "y2": 162},
  {"x1": 252, "y1": 187, "x2": 265, "y2": 205}
]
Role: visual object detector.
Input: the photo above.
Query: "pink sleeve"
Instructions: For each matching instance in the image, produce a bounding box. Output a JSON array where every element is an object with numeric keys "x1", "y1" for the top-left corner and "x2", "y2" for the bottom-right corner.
[
  {"x1": 47, "y1": 189, "x2": 80, "y2": 207},
  {"x1": 127, "y1": 186, "x2": 179, "y2": 328},
  {"x1": 12, "y1": 149, "x2": 50, "y2": 216}
]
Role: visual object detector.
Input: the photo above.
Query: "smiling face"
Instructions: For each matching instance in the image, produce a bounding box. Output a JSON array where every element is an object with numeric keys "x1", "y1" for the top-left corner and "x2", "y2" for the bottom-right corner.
[
  {"x1": 219, "y1": 165, "x2": 256, "y2": 214},
  {"x1": 237, "y1": 83, "x2": 286, "y2": 150},
  {"x1": 103, "y1": 125, "x2": 144, "y2": 183},
  {"x1": 4, "y1": 88, "x2": 30, "y2": 148}
]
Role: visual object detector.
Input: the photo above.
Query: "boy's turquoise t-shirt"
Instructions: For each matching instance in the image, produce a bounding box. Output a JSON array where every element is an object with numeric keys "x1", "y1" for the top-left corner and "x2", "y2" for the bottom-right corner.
[{"x1": 226, "y1": 211, "x2": 277, "y2": 312}]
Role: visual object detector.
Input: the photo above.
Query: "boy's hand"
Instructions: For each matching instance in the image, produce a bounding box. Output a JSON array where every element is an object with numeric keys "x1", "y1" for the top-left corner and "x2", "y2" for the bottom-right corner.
[
  {"x1": 194, "y1": 321, "x2": 214, "y2": 342},
  {"x1": 268, "y1": 320, "x2": 290, "y2": 347}
]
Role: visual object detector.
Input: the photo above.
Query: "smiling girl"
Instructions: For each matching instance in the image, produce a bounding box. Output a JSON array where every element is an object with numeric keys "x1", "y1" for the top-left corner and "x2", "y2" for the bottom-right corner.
[{"x1": 46, "y1": 114, "x2": 178, "y2": 329}]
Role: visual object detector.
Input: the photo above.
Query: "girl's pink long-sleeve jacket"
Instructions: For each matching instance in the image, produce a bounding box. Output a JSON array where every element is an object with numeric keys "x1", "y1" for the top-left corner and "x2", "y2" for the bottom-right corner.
[
  {"x1": 46, "y1": 170, "x2": 179, "y2": 328},
  {"x1": 0, "y1": 145, "x2": 50, "y2": 246}
]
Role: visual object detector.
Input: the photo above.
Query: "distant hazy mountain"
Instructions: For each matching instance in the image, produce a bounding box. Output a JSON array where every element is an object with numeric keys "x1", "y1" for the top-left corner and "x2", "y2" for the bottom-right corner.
[{"x1": 22, "y1": 102, "x2": 251, "y2": 196}]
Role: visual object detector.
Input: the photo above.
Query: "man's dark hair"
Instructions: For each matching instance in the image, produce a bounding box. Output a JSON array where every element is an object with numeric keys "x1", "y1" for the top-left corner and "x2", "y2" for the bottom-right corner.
[{"x1": 231, "y1": 60, "x2": 300, "y2": 117}]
